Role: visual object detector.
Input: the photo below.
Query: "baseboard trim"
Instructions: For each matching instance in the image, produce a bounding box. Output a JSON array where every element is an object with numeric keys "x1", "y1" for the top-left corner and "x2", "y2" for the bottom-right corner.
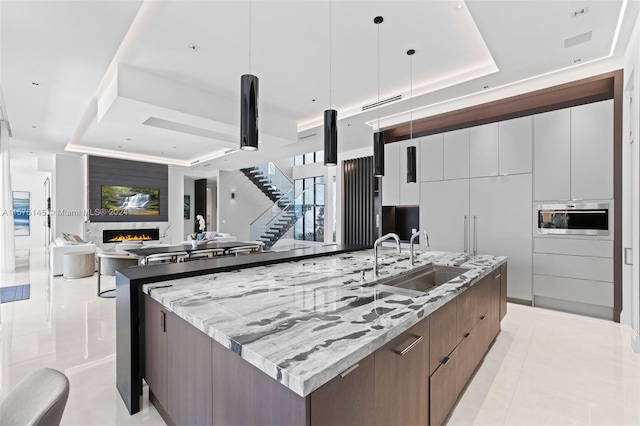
[
  {"x1": 632, "y1": 329, "x2": 640, "y2": 354},
  {"x1": 507, "y1": 297, "x2": 532, "y2": 306}
]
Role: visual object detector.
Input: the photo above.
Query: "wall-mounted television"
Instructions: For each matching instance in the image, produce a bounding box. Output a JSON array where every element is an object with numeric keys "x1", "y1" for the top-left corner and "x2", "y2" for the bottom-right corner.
[{"x1": 101, "y1": 185, "x2": 160, "y2": 216}]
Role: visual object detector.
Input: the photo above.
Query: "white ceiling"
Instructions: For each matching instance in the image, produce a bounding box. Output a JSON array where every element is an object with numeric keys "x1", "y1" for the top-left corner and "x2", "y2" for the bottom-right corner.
[{"x1": 1, "y1": 0, "x2": 638, "y2": 174}]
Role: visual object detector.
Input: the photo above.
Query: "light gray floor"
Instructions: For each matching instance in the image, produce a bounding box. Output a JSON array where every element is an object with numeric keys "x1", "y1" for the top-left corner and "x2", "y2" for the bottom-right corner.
[{"x1": 1, "y1": 247, "x2": 639, "y2": 425}]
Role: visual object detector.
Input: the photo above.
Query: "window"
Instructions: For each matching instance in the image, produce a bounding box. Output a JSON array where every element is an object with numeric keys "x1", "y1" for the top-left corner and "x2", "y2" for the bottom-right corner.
[
  {"x1": 294, "y1": 176, "x2": 325, "y2": 242},
  {"x1": 294, "y1": 150, "x2": 324, "y2": 166}
]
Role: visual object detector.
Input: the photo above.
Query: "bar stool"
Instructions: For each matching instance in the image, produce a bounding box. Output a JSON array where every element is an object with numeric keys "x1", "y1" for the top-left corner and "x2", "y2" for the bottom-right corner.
[
  {"x1": 97, "y1": 252, "x2": 138, "y2": 298},
  {"x1": 143, "y1": 251, "x2": 188, "y2": 265},
  {"x1": 227, "y1": 246, "x2": 257, "y2": 256},
  {"x1": 188, "y1": 248, "x2": 224, "y2": 260}
]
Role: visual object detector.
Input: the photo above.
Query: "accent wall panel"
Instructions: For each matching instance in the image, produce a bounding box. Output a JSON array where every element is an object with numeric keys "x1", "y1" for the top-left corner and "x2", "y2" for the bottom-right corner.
[
  {"x1": 343, "y1": 156, "x2": 375, "y2": 246},
  {"x1": 88, "y1": 156, "x2": 168, "y2": 222}
]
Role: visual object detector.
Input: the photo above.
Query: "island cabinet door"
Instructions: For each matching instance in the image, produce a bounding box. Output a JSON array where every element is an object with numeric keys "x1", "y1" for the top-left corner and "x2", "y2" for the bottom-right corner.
[
  {"x1": 429, "y1": 347, "x2": 459, "y2": 426},
  {"x1": 144, "y1": 294, "x2": 167, "y2": 410},
  {"x1": 374, "y1": 317, "x2": 429, "y2": 426},
  {"x1": 309, "y1": 354, "x2": 375, "y2": 426},
  {"x1": 165, "y1": 311, "x2": 213, "y2": 426},
  {"x1": 429, "y1": 298, "x2": 458, "y2": 376}
]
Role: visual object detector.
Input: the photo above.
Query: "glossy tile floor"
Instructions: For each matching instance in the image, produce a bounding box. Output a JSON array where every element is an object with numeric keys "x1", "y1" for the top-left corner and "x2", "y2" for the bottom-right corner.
[{"x1": 1, "y1": 247, "x2": 639, "y2": 425}]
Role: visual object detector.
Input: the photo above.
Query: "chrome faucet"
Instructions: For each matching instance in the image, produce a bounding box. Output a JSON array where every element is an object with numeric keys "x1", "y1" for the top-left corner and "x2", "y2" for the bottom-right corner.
[
  {"x1": 410, "y1": 230, "x2": 430, "y2": 266},
  {"x1": 373, "y1": 233, "x2": 401, "y2": 277}
]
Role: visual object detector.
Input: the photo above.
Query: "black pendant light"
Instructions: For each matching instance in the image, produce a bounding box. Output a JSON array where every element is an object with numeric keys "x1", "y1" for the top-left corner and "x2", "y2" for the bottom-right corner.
[
  {"x1": 407, "y1": 49, "x2": 417, "y2": 183},
  {"x1": 240, "y1": 74, "x2": 259, "y2": 151},
  {"x1": 324, "y1": 0, "x2": 337, "y2": 166},
  {"x1": 373, "y1": 16, "x2": 385, "y2": 177},
  {"x1": 240, "y1": 0, "x2": 259, "y2": 151}
]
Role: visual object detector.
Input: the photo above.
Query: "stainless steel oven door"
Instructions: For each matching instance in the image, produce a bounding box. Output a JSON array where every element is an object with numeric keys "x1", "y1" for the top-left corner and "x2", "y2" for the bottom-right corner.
[{"x1": 537, "y1": 203, "x2": 609, "y2": 236}]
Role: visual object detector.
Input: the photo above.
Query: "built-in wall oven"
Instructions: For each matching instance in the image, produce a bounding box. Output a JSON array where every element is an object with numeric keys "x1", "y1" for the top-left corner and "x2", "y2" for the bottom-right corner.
[{"x1": 537, "y1": 203, "x2": 609, "y2": 236}]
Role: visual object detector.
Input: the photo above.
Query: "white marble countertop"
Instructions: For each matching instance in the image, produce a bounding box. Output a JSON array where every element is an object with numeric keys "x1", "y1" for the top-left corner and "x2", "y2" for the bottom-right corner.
[{"x1": 143, "y1": 249, "x2": 506, "y2": 397}]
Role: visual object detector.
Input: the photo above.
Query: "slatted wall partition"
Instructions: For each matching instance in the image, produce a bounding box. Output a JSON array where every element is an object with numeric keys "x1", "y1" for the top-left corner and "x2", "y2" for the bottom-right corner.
[{"x1": 343, "y1": 156, "x2": 375, "y2": 246}]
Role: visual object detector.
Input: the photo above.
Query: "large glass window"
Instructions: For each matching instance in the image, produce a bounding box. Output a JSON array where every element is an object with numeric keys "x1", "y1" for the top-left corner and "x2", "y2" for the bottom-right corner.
[
  {"x1": 294, "y1": 150, "x2": 324, "y2": 166},
  {"x1": 294, "y1": 176, "x2": 325, "y2": 242}
]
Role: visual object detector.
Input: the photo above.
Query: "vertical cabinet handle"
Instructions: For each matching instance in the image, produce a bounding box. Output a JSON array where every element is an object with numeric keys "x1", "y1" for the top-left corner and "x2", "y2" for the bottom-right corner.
[
  {"x1": 473, "y1": 215, "x2": 478, "y2": 256},
  {"x1": 160, "y1": 311, "x2": 166, "y2": 333},
  {"x1": 340, "y1": 363, "x2": 360, "y2": 377},
  {"x1": 464, "y1": 216, "x2": 468, "y2": 254},
  {"x1": 395, "y1": 335, "x2": 423, "y2": 356}
]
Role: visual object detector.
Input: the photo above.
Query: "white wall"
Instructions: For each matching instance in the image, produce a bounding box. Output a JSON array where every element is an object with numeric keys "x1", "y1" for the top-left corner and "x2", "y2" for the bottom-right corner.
[
  {"x1": 207, "y1": 180, "x2": 217, "y2": 232},
  {"x1": 623, "y1": 11, "x2": 640, "y2": 351},
  {"x1": 10, "y1": 160, "x2": 50, "y2": 248},
  {"x1": 217, "y1": 170, "x2": 274, "y2": 241},
  {"x1": 52, "y1": 154, "x2": 86, "y2": 239},
  {"x1": 167, "y1": 166, "x2": 187, "y2": 244}
]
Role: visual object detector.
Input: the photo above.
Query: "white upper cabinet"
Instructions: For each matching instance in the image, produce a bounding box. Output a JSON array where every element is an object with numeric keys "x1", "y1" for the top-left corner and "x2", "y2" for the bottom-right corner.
[
  {"x1": 570, "y1": 100, "x2": 613, "y2": 200},
  {"x1": 382, "y1": 142, "x2": 400, "y2": 206},
  {"x1": 443, "y1": 129, "x2": 470, "y2": 180},
  {"x1": 399, "y1": 139, "x2": 420, "y2": 205},
  {"x1": 420, "y1": 134, "x2": 444, "y2": 182},
  {"x1": 499, "y1": 116, "x2": 532, "y2": 175},
  {"x1": 469, "y1": 123, "x2": 499, "y2": 178},
  {"x1": 534, "y1": 108, "x2": 571, "y2": 201}
]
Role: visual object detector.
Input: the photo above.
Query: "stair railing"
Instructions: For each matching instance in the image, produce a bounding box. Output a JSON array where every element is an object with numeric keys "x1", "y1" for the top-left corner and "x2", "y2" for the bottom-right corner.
[
  {"x1": 252, "y1": 162, "x2": 293, "y2": 200},
  {"x1": 250, "y1": 183, "x2": 325, "y2": 244}
]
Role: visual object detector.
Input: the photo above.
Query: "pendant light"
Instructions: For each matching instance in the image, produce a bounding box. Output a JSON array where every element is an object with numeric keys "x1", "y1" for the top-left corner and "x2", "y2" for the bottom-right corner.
[
  {"x1": 324, "y1": 0, "x2": 337, "y2": 166},
  {"x1": 407, "y1": 49, "x2": 417, "y2": 183},
  {"x1": 373, "y1": 16, "x2": 385, "y2": 177},
  {"x1": 240, "y1": 0, "x2": 259, "y2": 151}
]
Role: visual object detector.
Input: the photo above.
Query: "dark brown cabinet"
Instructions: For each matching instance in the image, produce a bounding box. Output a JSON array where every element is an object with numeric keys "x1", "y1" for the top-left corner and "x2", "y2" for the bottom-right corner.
[
  {"x1": 310, "y1": 354, "x2": 376, "y2": 426},
  {"x1": 166, "y1": 311, "x2": 212, "y2": 426},
  {"x1": 429, "y1": 344, "x2": 459, "y2": 426},
  {"x1": 144, "y1": 295, "x2": 213, "y2": 426},
  {"x1": 144, "y1": 294, "x2": 168, "y2": 409},
  {"x1": 375, "y1": 318, "x2": 430, "y2": 426},
  {"x1": 429, "y1": 299, "x2": 457, "y2": 375}
]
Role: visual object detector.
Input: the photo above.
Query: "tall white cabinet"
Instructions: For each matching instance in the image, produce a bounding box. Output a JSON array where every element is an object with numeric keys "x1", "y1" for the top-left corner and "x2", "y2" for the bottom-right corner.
[
  {"x1": 382, "y1": 138, "x2": 420, "y2": 206},
  {"x1": 420, "y1": 118, "x2": 534, "y2": 302}
]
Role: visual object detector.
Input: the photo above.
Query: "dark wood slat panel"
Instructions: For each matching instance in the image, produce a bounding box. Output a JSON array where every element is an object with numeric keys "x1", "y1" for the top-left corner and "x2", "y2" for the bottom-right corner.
[
  {"x1": 88, "y1": 155, "x2": 168, "y2": 222},
  {"x1": 343, "y1": 156, "x2": 375, "y2": 246}
]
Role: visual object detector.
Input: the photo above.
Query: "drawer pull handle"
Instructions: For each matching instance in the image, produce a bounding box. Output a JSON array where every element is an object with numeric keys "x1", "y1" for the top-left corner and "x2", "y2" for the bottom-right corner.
[
  {"x1": 494, "y1": 274, "x2": 501, "y2": 279},
  {"x1": 464, "y1": 332, "x2": 470, "y2": 338},
  {"x1": 442, "y1": 356, "x2": 450, "y2": 365},
  {"x1": 160, "y1": 311, "x2": 166, "y2": 333},
  {"x1": 480, "y1": 315, "x2": 486, "y2": 320},
  {"x1": 396, "y1": 335, "x2": 423, "y2": 356},
  {"x1": 340, "y1": 363, "x2": 359, "y2": 377}
]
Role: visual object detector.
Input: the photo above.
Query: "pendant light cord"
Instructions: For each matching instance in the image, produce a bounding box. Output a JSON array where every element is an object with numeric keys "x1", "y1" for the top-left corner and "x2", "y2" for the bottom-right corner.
[
  {"x1": 377, "y1": 20, "x2": 380, "y2": 131},
  {"x1": 410, "y1": 53, "x2": 413, "y2": 140},
  {"x1": 249, "y1": 0, "x2": 252, "y2": 73},
  {"x1": 329, "y1": 0, "x2": 332, "y2": 109}
]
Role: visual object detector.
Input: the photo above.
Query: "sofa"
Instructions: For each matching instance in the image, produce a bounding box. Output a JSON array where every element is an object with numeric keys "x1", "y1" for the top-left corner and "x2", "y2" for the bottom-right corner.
[{"x1": 50, "y1": 236, "x2": 96, "y2": 276}]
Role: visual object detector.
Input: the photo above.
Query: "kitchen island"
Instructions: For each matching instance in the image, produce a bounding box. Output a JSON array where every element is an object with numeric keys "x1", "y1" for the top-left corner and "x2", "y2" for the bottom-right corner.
[{"x1": 137, "y1": 248, "x2": 507, "y2": 426}]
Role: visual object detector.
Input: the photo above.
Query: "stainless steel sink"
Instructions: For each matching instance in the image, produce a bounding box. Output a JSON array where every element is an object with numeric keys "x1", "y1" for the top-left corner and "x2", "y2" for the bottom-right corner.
[{"x1": 374, "y1": 265, "x2": 469, "y2": 294}]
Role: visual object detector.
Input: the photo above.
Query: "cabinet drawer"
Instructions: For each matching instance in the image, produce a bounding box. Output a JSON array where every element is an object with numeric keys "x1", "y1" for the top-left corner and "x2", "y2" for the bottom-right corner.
[
  {"x1": 429, "y1": 298, "x2": 457, "y2": 375},
  {"x1": 533, "y1": 274, "x2": 613, "y2": 307},
  {"x1": 533, "y1": 237, "x2": 613, "y2": 258},
  {"x1": 533, "y1": 253, "x2": 612, "y2": 282},
  {"x1": 430, "y1": 348, "x2": 459, "y2": 426},
  {"x1": 455, "y1": 322, "x2": 483, "y2": 397}
]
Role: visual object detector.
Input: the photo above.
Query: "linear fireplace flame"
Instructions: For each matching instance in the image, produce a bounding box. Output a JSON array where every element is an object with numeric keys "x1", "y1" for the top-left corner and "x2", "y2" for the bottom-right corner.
[{"x1": 103, "y1": 228, "x2": 160, "y2": 243}]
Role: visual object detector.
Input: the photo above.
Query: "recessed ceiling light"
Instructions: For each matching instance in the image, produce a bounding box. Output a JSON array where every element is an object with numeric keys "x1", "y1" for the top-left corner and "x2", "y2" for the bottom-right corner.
[
  {"x1": 311, "y1": 99, "x2": 316, "y2": 102},
  {"x1": 31, "y1": 82, "x2": 39, "y2": 86},
  {"x1": 118, "y1": 145, "x2": 122, "y2": 148},
  {"x1": 203, "y1": 164, "x2": 211, "y2": 167},
  {"x1": 455, "y1": 4, "x2": 463, "y2": 10},
  {"x1": 30, "y1": 151, "x2": 34, "y2": 154},
  {"x1": 126, "y1": 138, "x2": 132, "y2": 141},
  {"x1": 573, "y1": 58, "x2": 582, "y2": 63},
  {"x1": 172, "y1": 146, "x2": 176, "y2": 149},
  {"x1": 483, "y1": 85, "x2": 490, "y2": 89},
  {"x1": 347, "y1": 123, "x2": 352, "y2": 127},
  {"x1": 31, "y1": 125, "x2": 36, "y2": 128},
  {"x1": 187, "y1": 44, "x2": 199, "y2": 51},
  {"x1": 160, "y1": 152, "x2": 164, "y2": 155}
]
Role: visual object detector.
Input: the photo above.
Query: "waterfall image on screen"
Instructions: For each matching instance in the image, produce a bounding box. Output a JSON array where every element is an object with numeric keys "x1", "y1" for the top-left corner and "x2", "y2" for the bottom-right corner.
[{"x1": 101, "y1": 186, "x2": 160, "y2": 216}]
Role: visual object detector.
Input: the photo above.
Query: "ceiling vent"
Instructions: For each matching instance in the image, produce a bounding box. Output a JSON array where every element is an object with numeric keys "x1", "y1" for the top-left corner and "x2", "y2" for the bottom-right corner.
[
  {"x1": 564, "y1": 31, "x2": 592, "y2": 48},
  {"x1": 572, "y1": 7, "x2": 588, "y2": 17},
  {"x1": 298, "y1": 133, "x2": 317, "y2": 140},
  {"x1": 362, "y1": 94, "x2": 403, "y2": 111}
]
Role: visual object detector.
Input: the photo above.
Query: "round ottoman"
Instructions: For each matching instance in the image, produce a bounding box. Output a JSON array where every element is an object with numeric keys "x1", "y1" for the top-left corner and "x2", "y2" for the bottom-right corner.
[{"x1": 63, "y1": 252, "x2": 95, "y2": 279}]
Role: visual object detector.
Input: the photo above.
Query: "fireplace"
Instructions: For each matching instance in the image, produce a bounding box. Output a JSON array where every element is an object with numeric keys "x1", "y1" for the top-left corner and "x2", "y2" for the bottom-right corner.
[{"x1": 102, "y1": 228, "x2": 160, "y2": 243}]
